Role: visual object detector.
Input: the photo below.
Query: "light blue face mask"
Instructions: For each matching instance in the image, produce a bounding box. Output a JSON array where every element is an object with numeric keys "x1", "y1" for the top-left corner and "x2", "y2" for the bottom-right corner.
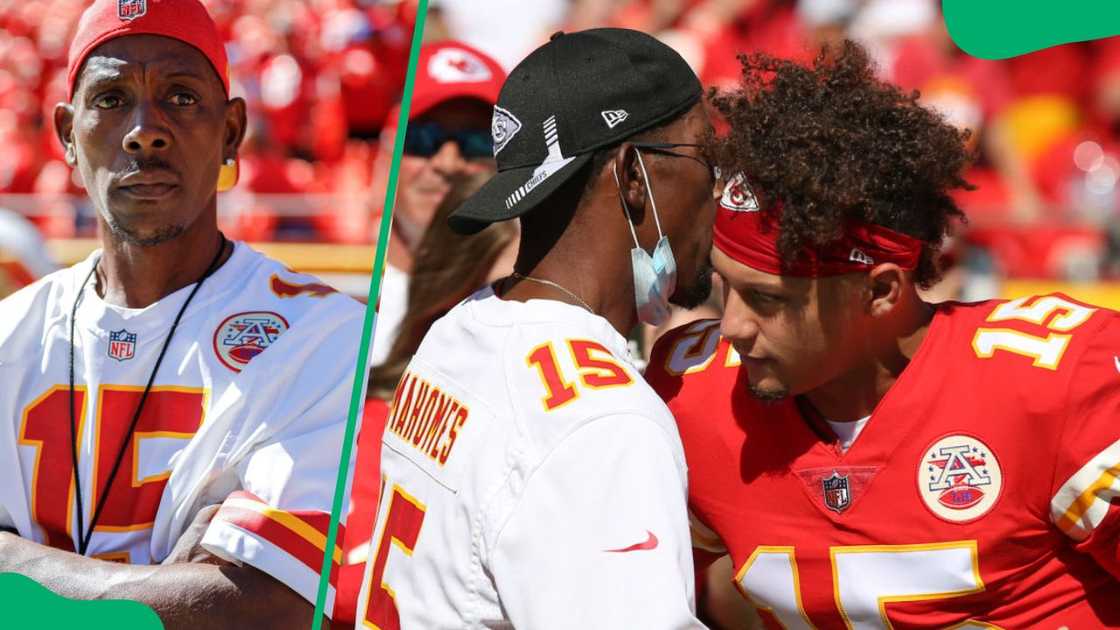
[{"x1": 614, "y1": 151, "x2": 677, "y2": 326}]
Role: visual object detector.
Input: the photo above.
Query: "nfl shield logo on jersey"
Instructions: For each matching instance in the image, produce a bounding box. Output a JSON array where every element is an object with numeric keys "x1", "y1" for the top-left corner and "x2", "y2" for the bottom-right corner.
[
  {"x1": 822, "y1": 471, "x2": 851, "y2": 513},
  {"x1": 118, "y1": 0, "x2": 146, "y2": 21},
  {"x1": 107, "y1": 329, "x2": 137, "y2": 361}
]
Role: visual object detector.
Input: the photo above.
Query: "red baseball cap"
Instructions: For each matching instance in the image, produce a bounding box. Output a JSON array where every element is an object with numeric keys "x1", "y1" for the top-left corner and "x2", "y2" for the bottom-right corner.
[
  {"x1": 67, "y1": 0, "x2": 230, "y2": 101},
  {"x1": 409, "y1": 41, "x2": 504, "y2": 121}
]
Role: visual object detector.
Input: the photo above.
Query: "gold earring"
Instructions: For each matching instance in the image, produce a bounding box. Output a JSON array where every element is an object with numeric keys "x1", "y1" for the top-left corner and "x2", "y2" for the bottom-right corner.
[{"x1": 217, "y1": 157, "x2": 238, "y2": 192}]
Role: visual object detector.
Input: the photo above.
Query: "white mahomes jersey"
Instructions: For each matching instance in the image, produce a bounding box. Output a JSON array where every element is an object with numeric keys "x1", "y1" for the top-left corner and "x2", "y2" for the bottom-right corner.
[
  {"x1": 356, "y1": 288, "x2": 702, "y2": 629},
  {"x1": 0, "y1": 242, "x2": 362, "y2": 615}
]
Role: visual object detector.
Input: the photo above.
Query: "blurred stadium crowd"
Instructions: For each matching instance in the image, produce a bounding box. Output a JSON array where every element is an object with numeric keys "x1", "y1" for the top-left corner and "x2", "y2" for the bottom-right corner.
[
  {"x1": 4, "y1": 0, "x2": 1120, "y2": 302},
  {"x1": 0, "y1": 0, "x2": 418, "y2": 246},
  {"x1": 426, "y1": 0, "x2": 1120, "y2": 304}
]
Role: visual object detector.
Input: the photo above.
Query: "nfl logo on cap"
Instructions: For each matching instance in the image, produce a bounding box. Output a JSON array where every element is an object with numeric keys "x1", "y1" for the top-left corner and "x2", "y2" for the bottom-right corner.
[
  {"x1": 118, "y1": 0, "x2": 146, "y2": 21},
  {"x1": 108, "y1": 329, "x2": 137, "y2": 361}
]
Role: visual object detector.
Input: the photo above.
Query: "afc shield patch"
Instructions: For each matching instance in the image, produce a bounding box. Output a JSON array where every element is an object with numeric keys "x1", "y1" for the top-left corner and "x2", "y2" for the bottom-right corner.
[
  {"x1": 118, "y1": 0, "x2": 146, "y2": 21},
  {"x1": 822, "y1": 471, "x2": 851, "y2": 513},
  {"x1": 107, "y1": 329, "x2": 137, "y2": 361},
  {"x1": 213, "y1": 311, "x2": 289, "y2": 372},
  {"x1": 918, "y1": 434, "x2": 1003, "y2": 523}
]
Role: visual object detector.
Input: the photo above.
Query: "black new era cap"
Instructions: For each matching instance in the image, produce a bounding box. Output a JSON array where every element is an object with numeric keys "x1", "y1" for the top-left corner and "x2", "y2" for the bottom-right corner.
[{"x1": 448, "y1": 28, "x2": 702, "y2": 234}]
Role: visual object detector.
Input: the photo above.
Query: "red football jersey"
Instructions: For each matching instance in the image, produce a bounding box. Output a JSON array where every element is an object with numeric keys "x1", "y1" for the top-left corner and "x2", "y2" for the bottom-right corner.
[{"x1": 646, "y1": 294, "x2": 1120, "y2": 628}]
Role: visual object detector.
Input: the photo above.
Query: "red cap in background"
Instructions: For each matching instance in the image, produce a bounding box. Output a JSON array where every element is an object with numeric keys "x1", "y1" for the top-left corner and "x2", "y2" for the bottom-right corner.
[{"x1": 408, "y1": 41, "x2": 504, "y2": 121}]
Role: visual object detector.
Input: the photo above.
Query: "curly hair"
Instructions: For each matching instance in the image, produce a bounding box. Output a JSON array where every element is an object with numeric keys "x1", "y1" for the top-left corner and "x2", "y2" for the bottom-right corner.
[{"x1": 710, "y1": 41, "x2": 973, "y2": 287}]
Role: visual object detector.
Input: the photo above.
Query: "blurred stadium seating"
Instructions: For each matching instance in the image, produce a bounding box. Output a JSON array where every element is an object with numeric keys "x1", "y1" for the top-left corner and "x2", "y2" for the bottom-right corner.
[{"x1": 0, "y1": 0, "x2": 422, "y2": 298}]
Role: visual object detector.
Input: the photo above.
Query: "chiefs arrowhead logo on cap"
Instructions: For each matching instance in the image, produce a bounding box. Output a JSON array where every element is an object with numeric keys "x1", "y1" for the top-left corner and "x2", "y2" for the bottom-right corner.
[
  {"x1": 720, "y1": 172, "x2": 760, "y2": 212},
  {"x1": 429, "y1": 47, "x2": 492, "y2": 84},
  {"x1": 492, "y1": 106, "x2": 522, "y2": 156}
]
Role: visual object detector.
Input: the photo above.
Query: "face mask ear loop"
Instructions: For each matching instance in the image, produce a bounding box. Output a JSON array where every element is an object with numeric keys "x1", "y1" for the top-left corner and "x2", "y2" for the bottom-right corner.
[
  {"x1": 635, "y1": 151, "x2": 664, "y2": 240},
  {"x1": 613, "y1": 160, "x2": 642, "y2": 248}
]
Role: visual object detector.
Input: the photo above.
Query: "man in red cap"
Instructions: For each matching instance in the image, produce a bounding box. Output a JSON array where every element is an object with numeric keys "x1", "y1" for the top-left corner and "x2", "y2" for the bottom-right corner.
[
  {"x1": 645, "y1": 42, "x2": 1120, "y2": 627},
  {"x1": 370, "y1": 40, "x2": 505, "y2": 367},
  {"x1": 0, "y1": 1, "x2": 364, "y2": 627}
]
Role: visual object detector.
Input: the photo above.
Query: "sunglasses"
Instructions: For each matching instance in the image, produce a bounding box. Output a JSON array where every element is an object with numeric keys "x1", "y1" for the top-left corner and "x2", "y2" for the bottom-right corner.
[
  {"x1": 403, "y1": 122, "x2": 494, "y2": 159},
  {"x1": 632, "y1": 142, "x2": 722, "y2": 183}
]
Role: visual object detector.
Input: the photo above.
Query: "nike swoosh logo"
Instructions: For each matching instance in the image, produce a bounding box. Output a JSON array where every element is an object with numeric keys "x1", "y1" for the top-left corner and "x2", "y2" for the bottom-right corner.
[{"x1": 605, "y1": 530, "x2": 659, "y2": 553}]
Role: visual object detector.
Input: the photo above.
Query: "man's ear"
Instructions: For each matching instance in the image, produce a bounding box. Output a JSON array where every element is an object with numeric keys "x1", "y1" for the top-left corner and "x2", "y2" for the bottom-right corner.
[
  {"x1": 223, "y1": 96, "x2": 248, "y2": 159},
  {"x1": 612, "y1": 142, "x2": 647, "y2": 221},
  {"x1": 54, "y1": 102, "x2": 77, "y2": 167},
  {"x1": 866, "y1": 263, "x2": 906, "y2": 317}
]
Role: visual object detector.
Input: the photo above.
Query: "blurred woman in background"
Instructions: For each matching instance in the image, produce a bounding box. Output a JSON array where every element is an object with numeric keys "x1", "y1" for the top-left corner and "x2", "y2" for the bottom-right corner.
[
  {"x1": 365, "y1": 173, "x2": 518, "y2": 401},
  {"x1": 335, "y1": 171, "x2": 518, "y2": 626}
]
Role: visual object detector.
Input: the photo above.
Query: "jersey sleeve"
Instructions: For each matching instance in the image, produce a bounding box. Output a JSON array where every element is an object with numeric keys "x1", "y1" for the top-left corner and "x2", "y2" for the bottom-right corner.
[
  {"x1": 198, "y1": 298, "x2": 361, "y2": 618},
  {"x1": 647, "y1": 320, "x2": 731, "y2": 570},
  {"x1": 0, "y1": 503, "x2": 14, "y2": 531},
  {"x1": 489, "y1": 414, "x2": 704, "y2": 630},
  {"x1": 644, "y1": 319, "x2": 723, "y2": 402},
  {"x1": 1049, "y1": 309, "x2": 1120, "y2": 579},
  {"x1": 202, "y1": 428, "x2": 347, "y2": 613}
]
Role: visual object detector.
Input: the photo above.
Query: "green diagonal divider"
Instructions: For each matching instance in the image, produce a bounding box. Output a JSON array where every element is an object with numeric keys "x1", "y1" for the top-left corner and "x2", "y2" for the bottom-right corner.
[
  {"x1": 310, "y1": 1, "x2": 430, "y2": 628},
  {"x1": 0, "y1": 573, "x2": 163, "y2": 629}
]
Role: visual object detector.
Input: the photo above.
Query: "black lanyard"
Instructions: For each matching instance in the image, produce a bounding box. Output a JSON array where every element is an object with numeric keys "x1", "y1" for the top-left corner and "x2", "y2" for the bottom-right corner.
[{"x1": 68, "y1": 233, "x2": 227, "y2": 555}]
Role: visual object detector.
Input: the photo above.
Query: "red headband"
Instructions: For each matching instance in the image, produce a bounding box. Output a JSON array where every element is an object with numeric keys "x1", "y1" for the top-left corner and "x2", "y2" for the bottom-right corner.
[
  {"x1": 67, "y1": 0, "x2": 230, "y2": 101},
  {"x1": 713, "y1": 173, "x2": 923, "y2": 277}
]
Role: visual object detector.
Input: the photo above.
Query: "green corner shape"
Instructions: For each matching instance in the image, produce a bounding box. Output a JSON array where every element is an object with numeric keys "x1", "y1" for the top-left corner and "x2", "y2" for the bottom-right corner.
[
  {"x1": 944, "y1": 0, "x2": 1120, "y2": 60},
  {"x1": 0, "y1": 573, "x2": 163, "y2": 629}
]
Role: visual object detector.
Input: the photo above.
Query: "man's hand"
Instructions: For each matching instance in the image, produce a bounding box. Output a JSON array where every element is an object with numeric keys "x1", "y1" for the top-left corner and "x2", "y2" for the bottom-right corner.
[
  {"x1": 0, "y1": 528, "x2": 327, "y2": 630},
  {"x1": 162, "y1": 504, "x2": 221, "y2": 565},
  {"x1": 699, "y1": 554, "x2": 763, "y2": 630}
]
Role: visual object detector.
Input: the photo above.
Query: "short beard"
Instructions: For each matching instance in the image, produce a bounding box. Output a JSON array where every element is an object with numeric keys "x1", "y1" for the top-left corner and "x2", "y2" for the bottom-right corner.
[
  {"x1": 749, "y1": 382, "x2": 789, "y2": 403},
  {"x1": 105, "y1": 215, "x2": 186, "y2": 247},
  {"x1": 670, "y1": 262, "x2": 714, "y2": 309}
]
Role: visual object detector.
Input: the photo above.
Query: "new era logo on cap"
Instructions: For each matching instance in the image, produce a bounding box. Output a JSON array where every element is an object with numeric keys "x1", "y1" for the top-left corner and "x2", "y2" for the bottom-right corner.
[
  {"x1": 118, "y1": 0, "x2": 146, "y2": 21},
  {"x1": 601, "y1": 109, "x2": 629, "y2": 129},
  {"x1": 429, "y1": 47, "x2": 492, "y2": 84},
  {"x1": 849, "y1": 248, "x2": 874, "y2": 265}
]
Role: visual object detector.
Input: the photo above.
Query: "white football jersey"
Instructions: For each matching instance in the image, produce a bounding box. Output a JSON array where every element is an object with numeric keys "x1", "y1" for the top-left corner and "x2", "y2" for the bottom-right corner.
[
  {"x1": 356, "y1": 288, "x2": 703, "y2": 629},
  {"x1": 0, "y1": 242, "x2": 363, "y2": 615}
]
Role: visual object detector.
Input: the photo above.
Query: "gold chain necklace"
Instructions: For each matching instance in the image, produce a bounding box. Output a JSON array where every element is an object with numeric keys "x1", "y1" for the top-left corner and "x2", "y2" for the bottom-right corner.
[{"x1": 509, "y1": 272, "x2": 594, "y2": 313}]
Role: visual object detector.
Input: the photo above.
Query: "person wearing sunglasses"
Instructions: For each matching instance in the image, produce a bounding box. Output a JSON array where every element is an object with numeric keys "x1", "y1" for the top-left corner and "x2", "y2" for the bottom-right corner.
[{"x1": 371, "y1": 41, "x2": 507, "y2": 368}]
